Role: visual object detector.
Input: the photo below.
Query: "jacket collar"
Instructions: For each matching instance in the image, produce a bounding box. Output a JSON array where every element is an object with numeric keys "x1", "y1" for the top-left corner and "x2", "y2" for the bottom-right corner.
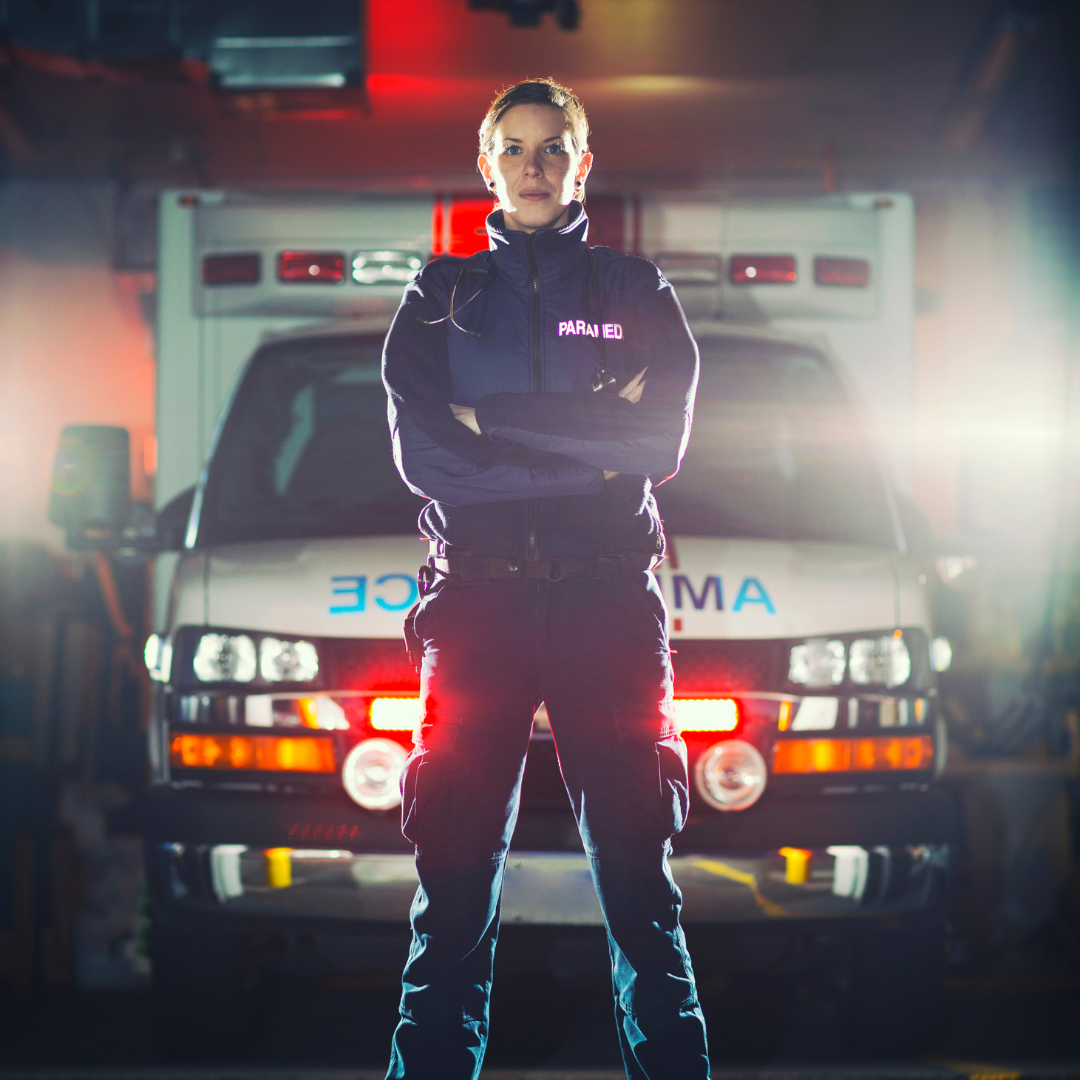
[{"x1": 485, "y1": 201, "x2": 589, "y2": 286}]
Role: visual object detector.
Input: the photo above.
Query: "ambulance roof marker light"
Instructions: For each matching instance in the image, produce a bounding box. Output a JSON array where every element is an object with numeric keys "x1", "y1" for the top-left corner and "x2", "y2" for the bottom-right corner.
[
  {"x1": 277, "y1": 251, "x2": 346, "y2": 284},
  {"x1": 814, "y1": 257, "x2": 871, "y2": 288},
  {"x1": 203, "y1": 253, "x2": 261, "y2": 286},
  {"x1": 729, "y1": 255, "x2": 797, "y2": 285}
]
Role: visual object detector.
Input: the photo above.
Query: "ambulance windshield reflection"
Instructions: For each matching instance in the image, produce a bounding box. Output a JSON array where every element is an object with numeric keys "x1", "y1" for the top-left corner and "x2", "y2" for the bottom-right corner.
[{"x1": 654, "y1": 338, "x2": 896, "y2": 547}]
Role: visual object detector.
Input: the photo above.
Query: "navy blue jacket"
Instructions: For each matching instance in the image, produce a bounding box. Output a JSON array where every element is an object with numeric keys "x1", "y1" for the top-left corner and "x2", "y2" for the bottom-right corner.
[{"x1": 382, "y1": 203, "x2": 699, "y2": 560}]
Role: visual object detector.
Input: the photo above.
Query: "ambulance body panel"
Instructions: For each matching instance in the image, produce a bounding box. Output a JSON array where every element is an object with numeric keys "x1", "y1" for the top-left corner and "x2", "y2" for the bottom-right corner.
[{"x1": 142, "y1": 190, "x2": 953, "y2": 994}]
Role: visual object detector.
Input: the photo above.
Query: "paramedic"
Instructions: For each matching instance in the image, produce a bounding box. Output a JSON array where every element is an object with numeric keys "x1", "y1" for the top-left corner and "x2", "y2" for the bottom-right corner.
[{"x1": 381, "y1": 78, "x2": 708, "y2": 1080}]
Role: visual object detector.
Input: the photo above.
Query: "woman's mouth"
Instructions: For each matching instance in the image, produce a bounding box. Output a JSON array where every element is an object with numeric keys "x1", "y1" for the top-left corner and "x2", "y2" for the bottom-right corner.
[{"x1": 518, "y1": 189, "x2": 552, "y2": 202}]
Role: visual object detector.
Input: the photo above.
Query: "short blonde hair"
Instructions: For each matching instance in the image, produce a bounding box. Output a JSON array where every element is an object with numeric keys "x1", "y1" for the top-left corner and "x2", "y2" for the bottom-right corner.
[{"x1": 479, "y1": 78, "x2": 590, "y2": 157}]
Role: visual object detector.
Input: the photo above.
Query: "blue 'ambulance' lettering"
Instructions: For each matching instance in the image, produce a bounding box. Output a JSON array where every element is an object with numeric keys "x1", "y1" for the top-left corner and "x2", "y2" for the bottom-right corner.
[
  {"x1": 374, "y1": 573, "x2": 418, "y2": 611},
  {"x1": 732, "y1": 577, "x2": 776, "y2": 614},
  {"x1": 330, "y1": 576, "x2": 366, "y2": 613},
  {"x1": 330, "y1": 573, "x2": 419, "y2": 614},
  {"x1": 672, "y1": 575, "x2": 722, "y2": 610}
]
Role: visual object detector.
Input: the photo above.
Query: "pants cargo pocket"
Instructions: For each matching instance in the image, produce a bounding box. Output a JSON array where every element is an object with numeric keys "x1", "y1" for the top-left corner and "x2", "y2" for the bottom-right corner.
[{"x1": 400, "y1": 716, "x2": 463, "y2": 850}]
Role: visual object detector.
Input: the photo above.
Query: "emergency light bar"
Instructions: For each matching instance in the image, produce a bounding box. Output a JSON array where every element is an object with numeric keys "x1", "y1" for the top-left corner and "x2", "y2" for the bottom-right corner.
[
  {"x1": 729, "y1": 255, "x2": 797, "y2": 285},
  {"x1": 277, "y1": 251, "x2": 346, "y2": 284},
  {"x1": 170, "y1": 733, "x2": 335, "y2": 772},
  {"x1": 352, "y1": 250, "x2": 423, "y2": 285},
  {"x1": 203, "y1": 253, "x2": 261, "y2": 286},
  {"x1": 772, "y1": 734, "x2": 933, "y2": 775},
  {"x1": 654, "y1": 253, "x2": 723, "y2": 285},
  {"x1": 814, "y1": 257, "x2": 871, "y2": 287}
]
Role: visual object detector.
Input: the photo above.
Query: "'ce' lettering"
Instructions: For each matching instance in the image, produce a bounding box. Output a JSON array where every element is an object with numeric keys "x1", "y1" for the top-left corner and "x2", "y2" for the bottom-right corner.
[{"x1": 330, "y1": 574, "x2": 418, "y2": 614}]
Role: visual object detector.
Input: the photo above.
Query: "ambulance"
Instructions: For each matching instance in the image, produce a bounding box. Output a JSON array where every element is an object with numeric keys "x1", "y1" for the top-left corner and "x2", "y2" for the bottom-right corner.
[{"x1": 52, "y1": 189, "x2": 957, "y2": 1054}]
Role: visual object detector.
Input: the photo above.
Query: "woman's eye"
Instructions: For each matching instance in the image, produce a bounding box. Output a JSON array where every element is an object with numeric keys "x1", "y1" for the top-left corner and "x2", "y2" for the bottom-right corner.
[
  {"x1": 504, "y1": 146, "x2": 522, "y2": 155},
  {"x1": 544, "y1": 144, "x2": 564, "y2": 154}
]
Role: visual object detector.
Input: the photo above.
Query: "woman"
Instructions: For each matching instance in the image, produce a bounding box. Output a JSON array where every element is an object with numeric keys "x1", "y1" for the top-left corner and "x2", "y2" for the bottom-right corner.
[{"x1": 382, "y1": 78, "x2": 709, "y2": 1080}]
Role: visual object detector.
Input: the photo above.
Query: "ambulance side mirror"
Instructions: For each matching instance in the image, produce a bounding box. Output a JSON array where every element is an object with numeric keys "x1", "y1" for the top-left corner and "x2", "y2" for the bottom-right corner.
[
  {"x1": 156, "y1": 486, "x2": 196, "y2": 551},
  {"x1": 49, "y1": 425, "x2": 131, "y2": 550}
]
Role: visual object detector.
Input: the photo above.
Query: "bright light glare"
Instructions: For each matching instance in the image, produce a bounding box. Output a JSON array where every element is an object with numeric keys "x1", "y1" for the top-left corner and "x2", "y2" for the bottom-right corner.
[
  {"x1": 674, "y1": 698, "x2": 739, "y2": 732},
  {"x1": 848, "y1": 636, "x2": 910, "y2": 687},
  {"x1": 260, "y1": 637, "x2": 319, "y2": 682},
  {"x1": 352, "y1": 250, "x2": 423, "y2": 284},
  {"x1": 193, "y1": 633, "x2": 256, "y2": 682},
  {"x1": 788, "y1": 640, "x2": 846, "y2": 686},
  {"x1": 930, "y1": 637, "x2": 953, "y2": 673},
  {"x1": 370, "y1": 697, "x2": 421, "y2": 731},
  {"x1": 144, "y1": 634, "x2": 172, "y2": 682},
  {"x1": 298, "y1": 696, "x2": 350, "y2": 730}
]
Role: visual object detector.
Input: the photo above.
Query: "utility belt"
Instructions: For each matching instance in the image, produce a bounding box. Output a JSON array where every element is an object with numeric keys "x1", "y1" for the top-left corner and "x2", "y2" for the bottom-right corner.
[
  {"x1": 405, "y1": 547, "x2": 660, "y2": 669},
  {"x1": 418, "y1": 546, "x2": 658, "y2": 593}
]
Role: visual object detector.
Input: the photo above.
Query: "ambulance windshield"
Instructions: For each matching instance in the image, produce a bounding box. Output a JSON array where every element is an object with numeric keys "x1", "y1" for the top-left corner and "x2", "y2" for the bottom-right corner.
[
  {"x1": 198, "y1": 335, "x2": 426, "y2": 544},
  {"x1": 654, "y1": 336, "x2": 897, "y2": 547},
  {"x1": 200, "y1": 333, "x2": 896, "y2": 547}
]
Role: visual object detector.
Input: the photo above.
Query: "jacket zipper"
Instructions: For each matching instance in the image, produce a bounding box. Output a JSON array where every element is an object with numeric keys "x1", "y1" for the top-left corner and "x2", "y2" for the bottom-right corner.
[{"x1": 527, "y1": 234, "x2": 540, "y2": 561}]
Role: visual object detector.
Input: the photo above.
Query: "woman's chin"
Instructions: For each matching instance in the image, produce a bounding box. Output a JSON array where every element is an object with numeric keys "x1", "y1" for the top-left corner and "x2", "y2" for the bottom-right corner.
[{"x1": 504, "y1": 200, "x2": 573, "y2": 232}]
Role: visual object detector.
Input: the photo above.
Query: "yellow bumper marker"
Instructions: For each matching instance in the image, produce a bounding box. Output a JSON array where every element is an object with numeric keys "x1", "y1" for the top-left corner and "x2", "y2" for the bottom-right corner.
[
  {"x1": 264, "y1": 847, "x2": 293, "y2": 888},
  {"x1": 779, "y1": 846, "x2": 812, "y2": 884}
]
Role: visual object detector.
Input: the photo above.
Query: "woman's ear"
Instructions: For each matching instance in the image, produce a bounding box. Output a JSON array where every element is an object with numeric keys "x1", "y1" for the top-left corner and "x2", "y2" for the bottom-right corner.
[
  {"x1": 574, "y1": 151, "x2": 594, "y2": 201},
  {"x1": 478, "y1": 154, "x2": 494, "y2": 191}
]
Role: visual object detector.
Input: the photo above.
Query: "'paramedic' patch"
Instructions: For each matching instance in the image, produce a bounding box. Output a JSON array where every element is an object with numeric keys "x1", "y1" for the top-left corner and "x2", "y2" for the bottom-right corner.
[{"x1": 559, "y1": 320, "x2": 623, "y2": 339}]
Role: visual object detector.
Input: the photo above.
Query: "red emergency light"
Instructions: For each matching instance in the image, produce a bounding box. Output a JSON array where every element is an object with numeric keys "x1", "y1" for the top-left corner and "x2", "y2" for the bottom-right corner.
[
  {"x1": 729, "y1": 255, "x2": 797, "y2": 285},
  {"x1": 814, "y1": 257, "x2": 871, "y2": 287},
  {"x1": 432, "y1": 196, "x2": 493, "y2": 259},
  {"x1": 277, "y1": 251, "x2": 346, "y2": 284},
  {"x1": 202, "y1": 253, "x2": 261, "y2": 286}
]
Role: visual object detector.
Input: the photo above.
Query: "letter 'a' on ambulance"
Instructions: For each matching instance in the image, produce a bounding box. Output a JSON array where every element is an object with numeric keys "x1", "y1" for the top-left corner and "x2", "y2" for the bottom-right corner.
[{"x1": 49, "y1": 188, "x2": 949, "y2": 1041}]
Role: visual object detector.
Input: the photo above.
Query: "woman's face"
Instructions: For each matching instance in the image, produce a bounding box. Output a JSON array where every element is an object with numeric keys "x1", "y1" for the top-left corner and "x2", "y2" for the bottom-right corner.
[{"x1": 478, "y1": 103, "x2": 593, "y2": 233}]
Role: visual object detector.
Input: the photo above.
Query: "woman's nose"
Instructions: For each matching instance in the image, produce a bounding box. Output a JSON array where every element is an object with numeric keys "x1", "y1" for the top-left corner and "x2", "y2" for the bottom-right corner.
[{"x1": 522, "y1": 151, "x2": 544, "y2": 176}]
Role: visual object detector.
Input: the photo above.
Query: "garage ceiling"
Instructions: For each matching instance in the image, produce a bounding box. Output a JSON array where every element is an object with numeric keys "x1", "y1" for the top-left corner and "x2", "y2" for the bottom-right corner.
[{"x1": 0, "y1": 0, "x2": 1072, "y2": 190}]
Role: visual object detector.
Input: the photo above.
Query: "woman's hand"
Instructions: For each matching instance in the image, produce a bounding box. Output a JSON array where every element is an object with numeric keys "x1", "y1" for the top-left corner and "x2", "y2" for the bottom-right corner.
[
  {"x1": 603, "y1": 369, "x2": 647, "y2": 478},
  {"x1": 450, "y1": 404, "x2": 482, "y2": 434},
  {"x1": 453, "y1": 370, "x2": 646, "y2": 477},
  {"x1": 619, "y1": 368, "x2": 647, "y2": 404}
]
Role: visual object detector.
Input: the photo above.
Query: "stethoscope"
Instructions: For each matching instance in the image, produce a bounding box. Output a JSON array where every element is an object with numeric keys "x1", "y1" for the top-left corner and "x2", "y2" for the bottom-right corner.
[{"x1": 420, "y1": 238, "x2": 617, "y2": 394}]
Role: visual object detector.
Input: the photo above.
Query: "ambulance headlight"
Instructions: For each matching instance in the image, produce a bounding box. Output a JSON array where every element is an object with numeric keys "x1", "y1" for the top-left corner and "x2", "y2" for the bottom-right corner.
[
  {"x1": 695, "y1": 740, "x2": 767, "y2": 811},
  {"x1": 849, "y1": 635, "x2": 911, "y2": 687},
  {"x1": 342, "y1": 738, "x2": 408, "y2": 810},
  {"x1": 788, "y1": 639, "x2": 846, "y2": 687},
  {"x1": 144, "y1": 633, "x2": 172, "y2": 682},
  {"x1": 930, "y1": 636, "x2": 953, "y2": 673},
  {"x1": 259, "y1": 637, "x2": 319, "y2": 682},
  {"x1": 193, "y1": 633, "x2": 256, "y2": 683}
]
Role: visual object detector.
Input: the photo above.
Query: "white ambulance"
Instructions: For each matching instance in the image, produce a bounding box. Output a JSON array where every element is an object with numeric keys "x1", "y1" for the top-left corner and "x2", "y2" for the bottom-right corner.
[{"x1": 54, "y1": 189, "x2": 956, "y2": 1054}]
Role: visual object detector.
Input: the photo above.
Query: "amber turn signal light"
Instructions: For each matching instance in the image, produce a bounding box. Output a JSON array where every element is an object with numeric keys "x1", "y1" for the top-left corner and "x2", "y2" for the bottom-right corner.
[
  {"x1": 170, "y1": 733, "x2": 335, "y2": 773},
  {"x1": 772, "y1": 735, "x2": 933, "y2": 775}
]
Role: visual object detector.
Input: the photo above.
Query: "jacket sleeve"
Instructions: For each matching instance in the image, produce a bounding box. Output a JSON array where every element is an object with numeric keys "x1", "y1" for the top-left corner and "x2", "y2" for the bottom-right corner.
[
  {"x1": 382, "y1": 270, "x2": 604, "y2": 507},
  {"x1": 472, "y1": 264, "x2": 698, "y2": 483}
]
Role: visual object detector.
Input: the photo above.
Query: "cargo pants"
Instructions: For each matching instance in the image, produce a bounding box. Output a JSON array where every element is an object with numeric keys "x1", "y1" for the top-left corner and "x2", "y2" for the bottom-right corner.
[{"x1": 385, "y1": 566, "x2": 710, "y2": 1080}]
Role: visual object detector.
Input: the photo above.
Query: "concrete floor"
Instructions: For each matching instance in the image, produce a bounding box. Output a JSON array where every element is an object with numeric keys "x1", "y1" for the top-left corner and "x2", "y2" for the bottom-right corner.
[{"x1": 1, "y1": 970, "x2": 1079, "y2": 1080}]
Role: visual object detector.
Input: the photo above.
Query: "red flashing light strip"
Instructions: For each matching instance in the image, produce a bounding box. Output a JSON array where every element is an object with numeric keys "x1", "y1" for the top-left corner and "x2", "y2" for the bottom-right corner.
[
  {"x1": 277, "y1": 252, "x2": 346, "y2": 284},
  {"x1": 730, "y1": 255, "x2": 797, "y2": 285}
]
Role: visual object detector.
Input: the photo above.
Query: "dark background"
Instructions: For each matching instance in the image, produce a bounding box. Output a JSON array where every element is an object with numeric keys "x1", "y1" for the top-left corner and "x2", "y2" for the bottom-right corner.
[{"x1": 1, "y1": 1, "x2": 1079, "y2": 1074}]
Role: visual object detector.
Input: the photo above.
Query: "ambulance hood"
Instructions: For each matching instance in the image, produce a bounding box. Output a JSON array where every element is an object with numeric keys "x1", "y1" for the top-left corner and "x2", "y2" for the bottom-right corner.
[
  {"x1": 169, "y1": 534, "x2": 927, "y2": 641},
  {"x1": 658, "y1": 537, "x2": 923, "y2": 640}
]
